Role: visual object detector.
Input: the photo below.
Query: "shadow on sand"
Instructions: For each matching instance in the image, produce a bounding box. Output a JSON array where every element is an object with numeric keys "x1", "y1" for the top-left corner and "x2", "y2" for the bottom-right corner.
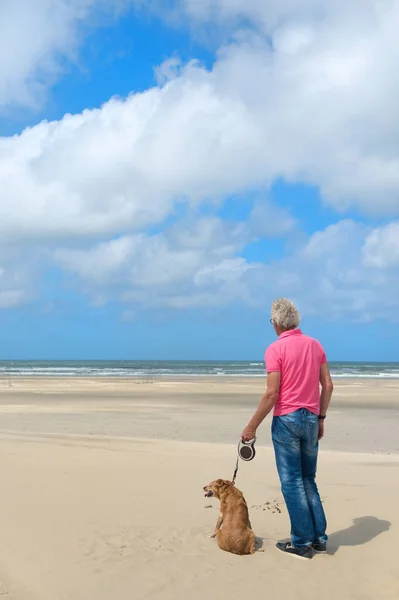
[
  {"x1": 255, "y1": 537, "x2": 265, "y2": 551},
  {"x1": 327, "y1": 516, "x2": 391, "y2": 555}
]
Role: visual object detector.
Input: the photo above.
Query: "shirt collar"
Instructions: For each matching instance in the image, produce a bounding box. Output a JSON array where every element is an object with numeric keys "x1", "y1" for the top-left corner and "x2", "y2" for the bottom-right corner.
[{"x1": 278, "y1": 328, "x2": 302, "y2": 340}]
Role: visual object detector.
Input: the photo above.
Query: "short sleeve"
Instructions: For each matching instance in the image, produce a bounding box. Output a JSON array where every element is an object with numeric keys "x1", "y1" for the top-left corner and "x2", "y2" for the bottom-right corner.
[
  {"x1": 316, "y1": 341, "x2": 327, "y2": 364},
  {"x1": 265, "y1": 345, "x2": 281, "y2": 373}
]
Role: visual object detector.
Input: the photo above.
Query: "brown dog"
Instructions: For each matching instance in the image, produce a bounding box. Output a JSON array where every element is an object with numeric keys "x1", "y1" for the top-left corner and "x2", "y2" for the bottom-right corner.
[{"x1": 203, "y1": 479, "x2": 256, "y2": 555}]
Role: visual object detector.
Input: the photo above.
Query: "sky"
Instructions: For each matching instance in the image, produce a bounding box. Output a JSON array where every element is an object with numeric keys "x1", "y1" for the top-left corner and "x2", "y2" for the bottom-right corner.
[{"x1": 0, "y1": 0, "x2": 398, "y2": 361}]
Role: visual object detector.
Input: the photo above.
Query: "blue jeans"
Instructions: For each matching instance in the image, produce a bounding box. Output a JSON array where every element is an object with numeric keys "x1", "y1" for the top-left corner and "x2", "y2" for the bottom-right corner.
[{"x1": 272, "y1": 408, "x2": 327, "y2": 548}]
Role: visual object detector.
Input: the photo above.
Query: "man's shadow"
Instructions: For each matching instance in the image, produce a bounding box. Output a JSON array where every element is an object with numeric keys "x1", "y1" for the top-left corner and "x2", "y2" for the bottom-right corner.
[{"x1": 327, "y1": 516, "x2": 391, "y2": 555}]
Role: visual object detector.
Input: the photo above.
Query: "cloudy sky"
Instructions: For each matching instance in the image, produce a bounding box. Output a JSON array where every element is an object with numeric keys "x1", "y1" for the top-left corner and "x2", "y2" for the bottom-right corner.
[{"x1": 0, "y1": 0, "x2": 398, "y2": 361}]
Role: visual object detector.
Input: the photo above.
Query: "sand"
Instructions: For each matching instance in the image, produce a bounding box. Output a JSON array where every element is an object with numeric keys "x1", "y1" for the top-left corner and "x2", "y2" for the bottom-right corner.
[{"x1": 0, "y1": 377, "x2": 398, "y2": 599}]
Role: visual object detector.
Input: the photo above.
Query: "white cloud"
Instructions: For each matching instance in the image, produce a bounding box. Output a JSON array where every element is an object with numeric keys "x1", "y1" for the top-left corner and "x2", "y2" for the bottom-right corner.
[
  {"x1": 1, "y1": 0, "x2": 398, "y2": 248},
  {"x1": 250, "y1": 200, "x2": 297, "y2": 238},
  {"x1": 363, "y1": 222, "x2": 399, "y2": 269},
  {"x1": 0, "y1": 243, "x2": 41, "y2": 307},
  {"x1": 148, "y1": 0, "x2": 399, "y2": 214},
  {"x1": 0, "y1": 0, "x2": 135, "y2": 110},
  {"x1": 268, "y1": 219, "x2": 399, "y2": 322},
  {"x1": 175, "y1": 0, "x2": 321, "y2": 31},
  {"x1": 55, "y1": 216, "x2": 259, "y2": 308},
  {"x1": 226, "y1": 221, "x2": 395, "y2": 323},
  {"x1": 53, "y1": 217, "x2": 399, "y2": 321},
  {"x1": 0, "y1": 0, "x2": 89, "y2": 109},
  {"x1": 0, "y1": 73, "x2": 266, "y2": 243},
  {"x1": 177, "y1": 0, "x2": 375, "y2": 30},
  {"x1": 0, "y1": 0, "x2": 399, "y2": 319}
]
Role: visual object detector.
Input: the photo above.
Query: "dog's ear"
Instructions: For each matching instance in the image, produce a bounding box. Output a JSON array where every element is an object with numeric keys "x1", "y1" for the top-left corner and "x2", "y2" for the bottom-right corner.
[{"x1": 216, "y1": 479, "x2": 230, "y2": 488}]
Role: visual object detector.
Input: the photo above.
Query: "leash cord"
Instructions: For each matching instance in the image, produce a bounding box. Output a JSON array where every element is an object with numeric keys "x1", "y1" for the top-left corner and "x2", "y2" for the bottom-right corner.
[
  {"x1": 232, "y1": 456, "x2": 239, "y2": 485},
  {"x1": 232, "y1": 442, "x2": 240, "y2": 485}
]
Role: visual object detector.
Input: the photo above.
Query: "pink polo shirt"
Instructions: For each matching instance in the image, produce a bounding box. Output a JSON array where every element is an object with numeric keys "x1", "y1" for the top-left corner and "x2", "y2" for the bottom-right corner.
[{"x1": 265, "y1": 329, "x2": 327, "y2": 417}]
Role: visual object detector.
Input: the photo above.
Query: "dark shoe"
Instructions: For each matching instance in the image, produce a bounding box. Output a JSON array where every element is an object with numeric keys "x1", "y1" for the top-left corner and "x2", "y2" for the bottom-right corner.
[
  {"x1": 276, "y1": 542, "x2": 313, "y2": 560},
  {"x1": 312, "y1": 542, "x2": 327, "y2": 554}
]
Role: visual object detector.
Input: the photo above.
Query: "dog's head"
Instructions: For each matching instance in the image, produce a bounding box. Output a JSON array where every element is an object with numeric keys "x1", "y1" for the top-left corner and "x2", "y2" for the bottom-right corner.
[{"x1": 203, "y1": 478, "x2": 233, "y2": 499}]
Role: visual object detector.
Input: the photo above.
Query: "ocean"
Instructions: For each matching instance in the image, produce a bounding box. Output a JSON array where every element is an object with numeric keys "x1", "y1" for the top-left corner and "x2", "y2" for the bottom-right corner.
[{"x1": 0, "y1": 360, "x2": 398, "y2": 379}]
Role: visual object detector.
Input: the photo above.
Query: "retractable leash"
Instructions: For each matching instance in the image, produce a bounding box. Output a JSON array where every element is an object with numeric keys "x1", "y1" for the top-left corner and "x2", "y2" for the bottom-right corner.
[{"x1": 232, "y1": 437, "x2": 256, "y2": 485}]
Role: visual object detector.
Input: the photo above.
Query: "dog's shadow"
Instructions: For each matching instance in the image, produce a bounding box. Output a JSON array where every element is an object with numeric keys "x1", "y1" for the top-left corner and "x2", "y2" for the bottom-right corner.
[
  {"x1": 255, "y1": 536, "x2": 265, "y2": 551},
  {"x1": 327, "y1": 516, "x2": 391, "y2": 555}
]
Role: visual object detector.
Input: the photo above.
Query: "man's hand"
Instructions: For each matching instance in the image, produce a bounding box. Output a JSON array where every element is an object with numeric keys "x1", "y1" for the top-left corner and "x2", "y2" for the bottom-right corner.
[
  {"x1": 318, "y1": 421, "x2": 325, "y2": 440},
  {"x1": 242, "y1": 425, "x2": 257, "y2": 442}
]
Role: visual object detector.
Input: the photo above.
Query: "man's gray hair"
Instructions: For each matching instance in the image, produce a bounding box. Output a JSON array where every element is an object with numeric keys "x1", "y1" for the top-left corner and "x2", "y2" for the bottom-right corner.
[{"x1": 271, "y1": 298, "x2": 301, "y2": 330}]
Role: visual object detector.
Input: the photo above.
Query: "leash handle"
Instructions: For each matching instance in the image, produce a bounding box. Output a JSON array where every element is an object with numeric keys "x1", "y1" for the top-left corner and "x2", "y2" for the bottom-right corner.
[
  {"x1": 241, "y1": 436, "x2": 256, "y2": 445},
  {"x1": 233, "y1": 436, "x2": 257, "y2": 484}
]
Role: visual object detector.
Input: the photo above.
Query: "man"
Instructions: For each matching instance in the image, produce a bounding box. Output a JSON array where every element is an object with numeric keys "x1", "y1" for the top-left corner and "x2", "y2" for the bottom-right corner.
[{"x1": 242, "y1": 298, "x2": 334, "y2": 559}]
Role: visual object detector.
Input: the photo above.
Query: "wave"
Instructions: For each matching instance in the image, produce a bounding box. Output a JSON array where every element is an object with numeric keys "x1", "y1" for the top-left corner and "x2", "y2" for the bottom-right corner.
[{"x1": 0, "y1": 361, "x2": 398, "y2": 379}]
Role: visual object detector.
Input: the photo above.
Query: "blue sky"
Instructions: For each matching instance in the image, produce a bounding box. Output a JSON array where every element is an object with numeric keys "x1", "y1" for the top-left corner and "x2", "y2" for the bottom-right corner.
[{"x1": 0, "y1": 0, "x2": 398, "y2": 361}]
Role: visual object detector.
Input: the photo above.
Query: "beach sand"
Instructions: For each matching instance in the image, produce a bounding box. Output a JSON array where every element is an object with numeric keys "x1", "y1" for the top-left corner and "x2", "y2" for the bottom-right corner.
[{"x1": 0, "y1": 377, "x2": 398, "y2": 599}]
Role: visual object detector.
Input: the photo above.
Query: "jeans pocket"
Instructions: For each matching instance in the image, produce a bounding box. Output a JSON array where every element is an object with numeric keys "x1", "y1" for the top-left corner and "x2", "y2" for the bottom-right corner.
[
  {"x1": 272, "y1": 417, "x2": 297, "y2": 444},
  {"x1": 305, "y1": 420, "x2": 319, "y2": 447}
]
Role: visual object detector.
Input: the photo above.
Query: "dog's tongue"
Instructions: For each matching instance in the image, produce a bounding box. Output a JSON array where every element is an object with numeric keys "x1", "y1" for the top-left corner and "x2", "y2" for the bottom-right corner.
[{"x1": 204, "y1": 491, "x2": 213, "y2": 498}]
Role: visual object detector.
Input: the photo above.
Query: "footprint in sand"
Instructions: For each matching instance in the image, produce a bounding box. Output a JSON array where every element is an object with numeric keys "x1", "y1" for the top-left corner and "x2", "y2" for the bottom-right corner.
[{"x1": 251, "y1": 499, "x2": 282, "y2": 514}]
